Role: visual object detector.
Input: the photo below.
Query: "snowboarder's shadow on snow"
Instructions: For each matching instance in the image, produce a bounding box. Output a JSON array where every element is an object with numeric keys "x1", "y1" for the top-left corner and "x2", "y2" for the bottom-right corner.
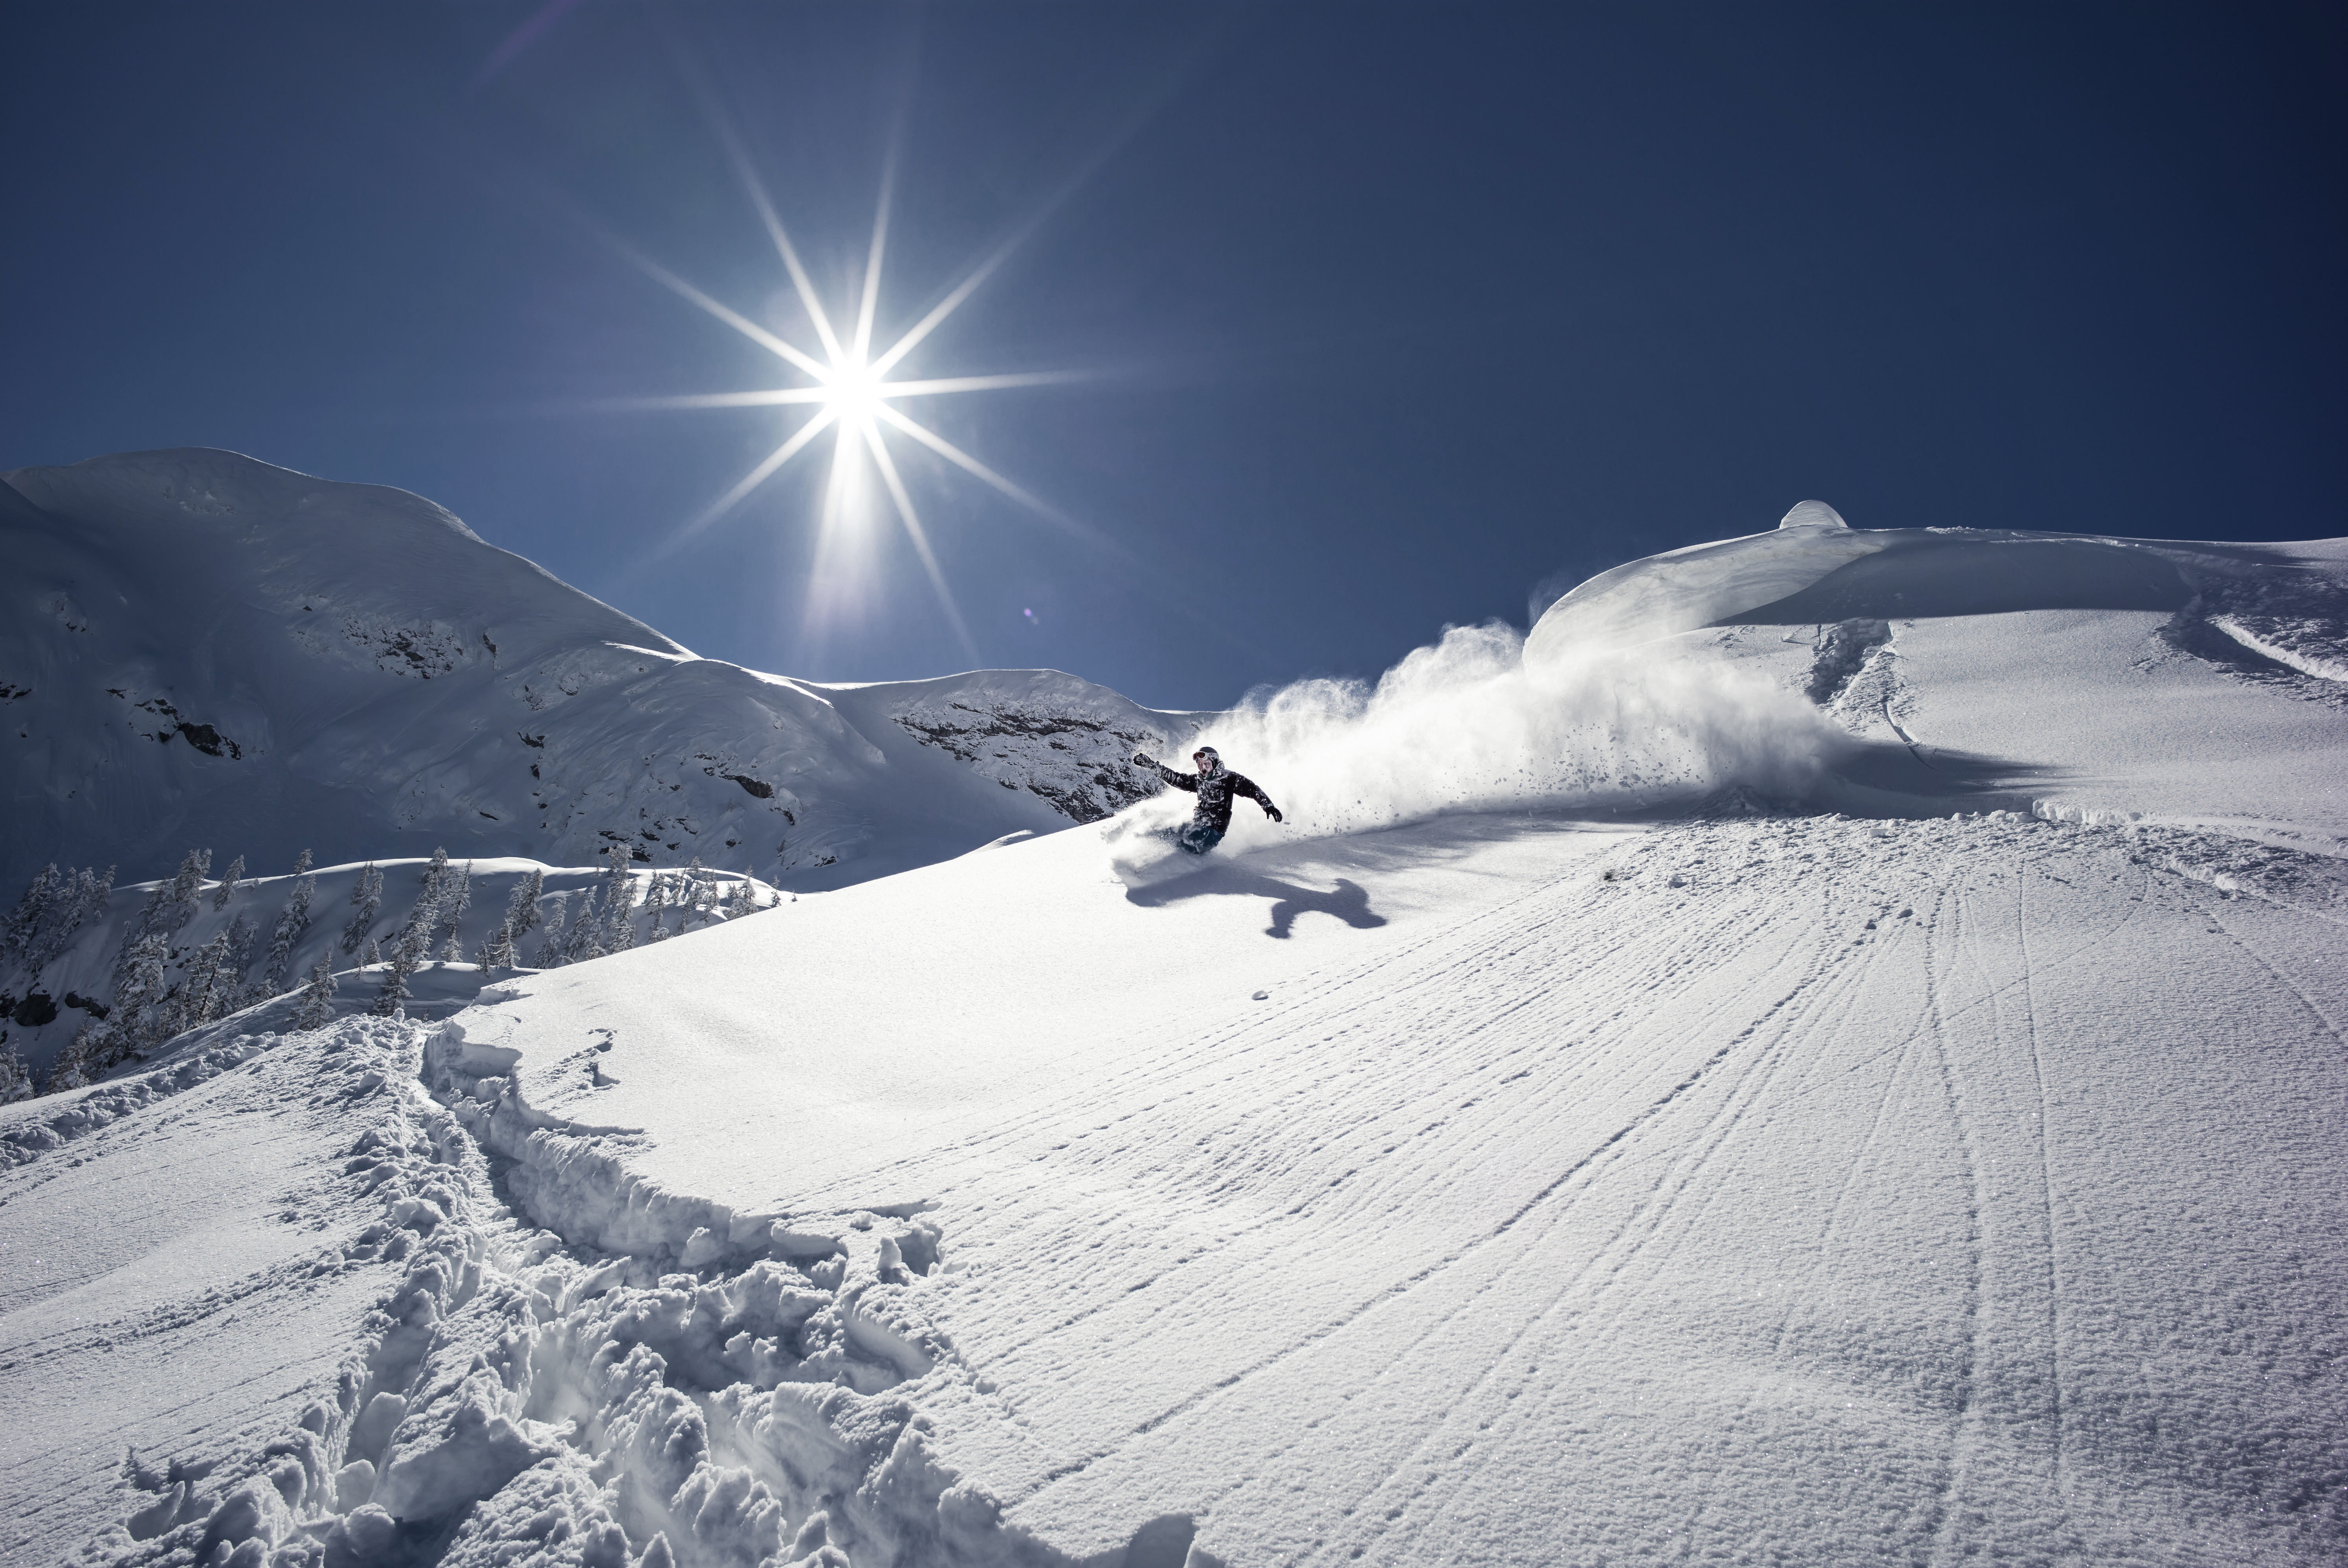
[{"x1": 1125, "y1": 871, "x2": 1388, "y2": 939}]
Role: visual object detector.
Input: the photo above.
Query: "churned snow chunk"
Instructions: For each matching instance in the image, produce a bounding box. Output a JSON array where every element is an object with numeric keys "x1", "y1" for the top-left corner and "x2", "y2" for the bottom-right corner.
[{"x1": 1779, "y1": 498, "x2": 1850, "y2": 528}]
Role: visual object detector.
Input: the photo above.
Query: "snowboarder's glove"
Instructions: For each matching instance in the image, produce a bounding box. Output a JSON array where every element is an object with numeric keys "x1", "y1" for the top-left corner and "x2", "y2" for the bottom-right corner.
[
  {"x1": 1264, "y1": 803, "x2": 1284, "y2": 823},
  {"x1": 1132, "y1": 751, "x2": 1156, "y2": 768}
]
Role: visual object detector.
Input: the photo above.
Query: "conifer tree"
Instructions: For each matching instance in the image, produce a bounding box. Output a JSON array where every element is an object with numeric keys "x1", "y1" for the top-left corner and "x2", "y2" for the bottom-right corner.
[
  {"x1": 488, "y1": 869, "x2": 544, "y2": 969},
  {"x1": 431, "y1": 860, "x2": 473, "y2": 953},
  {"x1": 211, "y1": 855, "x2": 244, "y2": 910},
  {"x1": 262, "y1": 850, "x2": 316, "y2": 994},
  {"x1": 530, "y1": 892, "x2": 569, "y2": 968},
  {"x1": 159, "y1": 849, "x2": 211, "y2": 938},
  {"x1": 602, "y1": 872, "x2": 638, "y2": 954},
  {"x1": 46, "y1": 1016, "x2": 111, "y2": 1093},
  {"x1": 390, "y1": 850, "x2": 450, "y2": 971},
  {"x1": 290, "y1": 956, "x2": 338, "y2": 1031},
  {"x1": 181, "y1": 928, "x2": 235, "y2": 1028},
  {"x1": 565, "y1": 888, "x2": 604, "y2": 963},
  {"x1": 4, "y1": 865, "x2": 58, "y2": 964},
  {"x1": 116, "y1": 880, "x2": 174, "y2": 983},
  {"x1": 363, "y1": 938, "x2": 382, "y2": 967},
  {"x1": 0, "y1": 1039, "x2": 34, "y2": 1104},
  {"x1": 110, "y1": 931, "x2": 172, "y2": 1053},
  {"x1": 341, "y1": 861, "x2": 383, "y2": 954},
  {"x1": 371, "y1": 953, "x2": 413, "y2": 1016},
  {"x1": 31, "y1": 867, "x2": 115, "y2": 975},
  {"x1": 216, "y1": 910, "x2": 261, "y2": 1011}
]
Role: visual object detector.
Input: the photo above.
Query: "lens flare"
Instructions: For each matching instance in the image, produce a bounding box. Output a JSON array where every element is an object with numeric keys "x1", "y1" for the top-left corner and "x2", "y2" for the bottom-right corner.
[{"x1": 599, "y1": 109, "x2": 1106, "y2": 669}]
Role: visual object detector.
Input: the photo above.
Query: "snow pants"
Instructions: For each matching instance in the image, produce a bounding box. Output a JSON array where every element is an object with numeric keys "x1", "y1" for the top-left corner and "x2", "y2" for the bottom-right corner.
[{"x1": 1173, "y1": 819, "x2": 1226, "y2": 856}]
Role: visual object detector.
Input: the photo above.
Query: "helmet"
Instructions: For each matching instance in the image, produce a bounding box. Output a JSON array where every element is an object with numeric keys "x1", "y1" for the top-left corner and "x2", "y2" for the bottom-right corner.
[{"x1": 1192, "y1": 745, "x2": 1221, "y2": 771}]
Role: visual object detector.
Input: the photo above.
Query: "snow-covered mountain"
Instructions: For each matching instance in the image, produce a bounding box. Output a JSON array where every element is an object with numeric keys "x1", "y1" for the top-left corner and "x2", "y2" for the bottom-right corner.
[
  {"x1": 4, "y1": 498, "x2": 2344, "y2": 1568},
  {"x1": 2, "y1": 449, "x2": 1201, "y2": 895}
]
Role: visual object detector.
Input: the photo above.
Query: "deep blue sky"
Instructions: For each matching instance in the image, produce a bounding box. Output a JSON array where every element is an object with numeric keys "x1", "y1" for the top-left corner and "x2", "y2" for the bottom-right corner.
[{"x1": 7, "y1": 3, "x2": 2344, "y2": 709}]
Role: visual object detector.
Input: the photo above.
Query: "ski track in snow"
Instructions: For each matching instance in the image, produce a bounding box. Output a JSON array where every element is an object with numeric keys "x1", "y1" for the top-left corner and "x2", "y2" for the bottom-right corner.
[
  {"x1": 4, "y1": 813, "x2": 2343, "y2": 1566},
  {"x1": 688, "y1": 810, "x2": 2342, "y2": 1567}
]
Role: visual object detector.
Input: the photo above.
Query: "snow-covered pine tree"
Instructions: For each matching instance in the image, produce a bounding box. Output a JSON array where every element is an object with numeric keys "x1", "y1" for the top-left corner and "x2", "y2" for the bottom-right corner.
[
  {"x1": 0, "y1": 1039, "x2": 34, "y2": 1104},
  {"x1": 4, "y1": 865, "x2": 58, "y2": 965},
  {"x1": 371, "y1": 955, "x2": 411, "y2": 1016},
  {"x1": 211, "y1": 855, "x2": 244, "y2": 910},
  {"x1": 262, "y1": 850, "x2": 316, "y2": 994},
  {"x1": 110, "y1": 931, "x2": 172, "y2": 1055},
  {"x1": 34, "y1": 866, "x2": 93, "y2": 973},
  {"x1": 431, "y1": 860, "x2": 473, "y2": 953},
  {"x1": 219, "y1": 910, "x2": 260, "y2": 1010},
  {"x1": 290, "y1": 956, "x2": 337, "y2": 1031},
  {"x1": 373, "y1": 849, "x2": 455, "y2": 1013},
  {"x1": 389, "y1": 850, "x2": 449, "y2": 969},
  {"x1": 441, "y1": 933, "x2": 462, "y2": 964},
  {"x1": 488, "y1": 868, "x2": 544, "y2": 968},
  {"x1": 602, "y1": 871, "x2": 638, "y2": 954},
  {"x1": 115, "y1": 879, "x2": 174, "y2": 984},
  {"x1": 160, "y1": 849, "x2": 211, "y2": 938},
  {"x1": 363, "y1": 938, "x2": 382, "y2": 967},
  {"x1": 341, "y1": 861, "x2": 383, "y2": 954},
  {"x1": 45, "y1": 1015, "x2": 112, "y2": 1093},
  {"x1": 565, "y1": 888, "x2": 604, "y2": 963},
  {"x1": 180, "y1": 928, "x2": 235, "y2": 1029},
  {"x1": 530, "y1": 892, "x2": 568, "y2": 968},
  {"x1": 32, "y1": 866, "x2": 114, "y2": 974}
]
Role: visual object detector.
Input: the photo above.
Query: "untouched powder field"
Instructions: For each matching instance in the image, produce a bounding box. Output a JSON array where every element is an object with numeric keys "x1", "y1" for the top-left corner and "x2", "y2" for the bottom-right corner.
[{"x1": 4, "y1": 513, "x2": 2344, "y2": 1568}]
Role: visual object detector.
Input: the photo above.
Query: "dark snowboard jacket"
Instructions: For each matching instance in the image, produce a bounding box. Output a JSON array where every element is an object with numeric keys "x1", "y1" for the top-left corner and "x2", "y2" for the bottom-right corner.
[{"x1": 1154, "y1": 761, "x2": 1276, "y2": 831}]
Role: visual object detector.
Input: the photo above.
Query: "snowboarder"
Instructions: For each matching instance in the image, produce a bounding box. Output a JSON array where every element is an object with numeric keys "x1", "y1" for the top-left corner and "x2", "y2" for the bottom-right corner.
[{"x1": 1132, "y1": 746, "x2": 1283, "y2": 855}]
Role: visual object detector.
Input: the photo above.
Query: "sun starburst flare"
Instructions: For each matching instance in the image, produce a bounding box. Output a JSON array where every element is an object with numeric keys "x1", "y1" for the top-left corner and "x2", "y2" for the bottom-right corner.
[{"x1": 603, "y1": 128, "x2": 1101, "y2": 666}]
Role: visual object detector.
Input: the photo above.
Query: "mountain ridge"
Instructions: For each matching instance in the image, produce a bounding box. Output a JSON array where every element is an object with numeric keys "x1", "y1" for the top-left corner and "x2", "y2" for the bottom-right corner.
[{"x1": 2, "y1": 448, "x2": 1205, "y2": 892}]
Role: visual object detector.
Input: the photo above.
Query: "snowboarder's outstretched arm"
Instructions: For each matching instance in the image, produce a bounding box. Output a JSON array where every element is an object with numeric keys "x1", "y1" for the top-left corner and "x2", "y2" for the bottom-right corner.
[
  {"x1": 1229, "y1": 773, "x2": 1285, "y2": 823},
  {"x1": 1132, "y1": 751, "x2": 1200, "y2": 793}
]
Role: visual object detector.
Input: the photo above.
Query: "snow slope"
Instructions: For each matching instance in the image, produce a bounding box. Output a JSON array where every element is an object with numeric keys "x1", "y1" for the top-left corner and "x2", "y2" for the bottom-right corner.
[
  {"x1": 1, "y1": 450, "x2": 1202, "y2": 894},
  {"x1": 5, "y1": 510, "x2": 2344, "y2": 1567}
]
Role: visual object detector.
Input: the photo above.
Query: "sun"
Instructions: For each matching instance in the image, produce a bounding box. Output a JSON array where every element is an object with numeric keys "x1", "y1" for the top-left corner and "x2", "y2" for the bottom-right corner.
[
  {"x1": 594, "y1": 120, "x2": 1095, "y2": 665},
  {"x1": 820, "y1": 360, "x2": 884, "y2": 421}
]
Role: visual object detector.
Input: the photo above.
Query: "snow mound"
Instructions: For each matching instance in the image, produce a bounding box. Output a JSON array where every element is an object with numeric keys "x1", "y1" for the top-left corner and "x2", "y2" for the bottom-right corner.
[{"x1": 1778, "y1": 498, "x2": 1850, "y2": 529}]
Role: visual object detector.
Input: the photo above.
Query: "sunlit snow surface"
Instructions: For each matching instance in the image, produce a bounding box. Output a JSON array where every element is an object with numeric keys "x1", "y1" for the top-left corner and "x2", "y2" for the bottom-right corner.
[{"x1": 4, "y1": 499, "x2": 2345, "y2": 1567}]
